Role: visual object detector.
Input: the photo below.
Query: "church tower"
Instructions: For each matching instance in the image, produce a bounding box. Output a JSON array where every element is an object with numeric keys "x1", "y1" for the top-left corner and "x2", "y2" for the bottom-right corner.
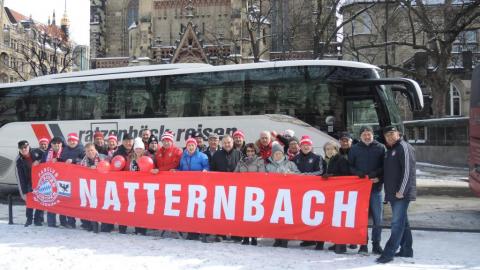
[{"x1": 60, "y1": 0, "x2": 70, "y2": 38}]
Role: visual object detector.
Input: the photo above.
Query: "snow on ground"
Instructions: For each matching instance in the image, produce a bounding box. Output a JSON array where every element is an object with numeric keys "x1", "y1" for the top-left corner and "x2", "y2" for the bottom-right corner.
[{"x1": 1, "y1": 205, "x2": 480, "y2": 270}]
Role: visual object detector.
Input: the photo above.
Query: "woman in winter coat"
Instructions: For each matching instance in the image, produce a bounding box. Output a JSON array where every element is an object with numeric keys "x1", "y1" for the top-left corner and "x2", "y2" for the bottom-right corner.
[
  {"x1": 266, "y1": 143, "x2": 300, "y2": 248},
  {"x1": 234, "y1": 143, "x2": 265, "y2": 245},
  {"x1": 323, "y1": 141, "x2": 350, "y2": 254},
  {"x1": 178, "y1": 138, "x2": 209, "y2": 172},
  {"x1": 178, "y1": 138, "x2": 209, "y2": 240}
]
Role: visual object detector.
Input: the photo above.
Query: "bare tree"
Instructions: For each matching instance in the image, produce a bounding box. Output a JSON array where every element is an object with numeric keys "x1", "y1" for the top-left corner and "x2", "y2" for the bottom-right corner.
[
  {"x1": 343, "y1": 0, "x2": 480, "y2": 117},
  {"x1": 5, "y1": 27, "x2": 72, "y2": 81},
  {"x1": 243, "y1": 0, "x2": 274, "y2": 62}
]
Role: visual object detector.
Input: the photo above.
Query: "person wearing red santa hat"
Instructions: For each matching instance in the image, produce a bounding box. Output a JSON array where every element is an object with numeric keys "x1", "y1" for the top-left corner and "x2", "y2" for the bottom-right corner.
[
  {"x1": 152, "y1": 131, "x2": 183, "y2": 172},
  {"x1": 232, "y1": 130, "x2": 246, "y2": 155}
]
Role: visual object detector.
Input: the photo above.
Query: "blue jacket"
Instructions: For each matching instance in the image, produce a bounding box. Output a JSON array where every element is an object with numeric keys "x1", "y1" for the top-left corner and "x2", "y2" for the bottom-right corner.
[
  {"x1": 178, "y1": 149, "x2": 210, "y2": 171},
  {"x1": 384, "y1": 139, "x2": 416, "y2": 201},
  {"x1": 349, "y1": 140, "x2": 385, "y2": 192},
  {"x1": 60, "y1": 144, "x2": 85, "y2": 164}
]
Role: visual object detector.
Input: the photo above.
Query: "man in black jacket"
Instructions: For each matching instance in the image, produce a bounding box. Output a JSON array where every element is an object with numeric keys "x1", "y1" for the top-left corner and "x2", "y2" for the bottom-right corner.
[
  {"x1": 349, "y1": 126, "x2": 386, "y2": 254},
  {"x1": 211, "y1": 135, "x2": 242, "y2": 172},
  {"x1": 376, "y1": 126, "x2": 416, "y2": 264},
  {"x1": 15, "y1": 140, "x2": 44, "y2": 226}
]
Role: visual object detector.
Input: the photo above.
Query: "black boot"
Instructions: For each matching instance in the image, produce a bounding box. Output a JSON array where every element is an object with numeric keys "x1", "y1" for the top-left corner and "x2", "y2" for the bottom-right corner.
[
  {"x1": 358, "y1": 245, "x2": 368, "y2": 254},
  {"x1": 251, "y1": 238, "x2": 257, "y2": 246},
  {"x1": 242, "y1": 237, "x2": 249, "y2": 245},
  {"x1": 328, "y1": 244, "x2": 336, "y2": 251},
  {"x1": 395, "y1": 249, "x2": 413, "y2": 258},
  {"x1": 348, "y1": 244, "x2": 358, "y2": 249},
  {"x1": 372, "y1": 242, "x2": 383, "y2": 254},
  {"x1": 201, "y1": 234, "x2": 208, "y2": 243},
  {"x1": 299, "y1": 241, "x2": 316, "y2": 247},
  {"x1": 315, "y1": 241, "x2": 324, "y2": 250},
  {"x1": 92, "y1": 222, "x2": 99, "y2": 233},
  {"x1": 280, "y1": 240, "x2": 288, "y2": 248},
  {"x1": 334, "y1": 244, "x2": 347, "y2": 254},
  {"x1": 24, "y1": 219, "x2": 33, "y2": 227},
  {"x1": 273, "y1": 239, "x2": 282, "y2": 247},
  {"x1": 118, "y1": 225, "x2": 127, "y2": 234}
]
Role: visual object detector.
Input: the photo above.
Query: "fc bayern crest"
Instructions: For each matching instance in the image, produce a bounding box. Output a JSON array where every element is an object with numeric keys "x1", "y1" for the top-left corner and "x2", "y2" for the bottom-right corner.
[{"x1": 33, "y1": 167, "x2": 59, "y2": 206}]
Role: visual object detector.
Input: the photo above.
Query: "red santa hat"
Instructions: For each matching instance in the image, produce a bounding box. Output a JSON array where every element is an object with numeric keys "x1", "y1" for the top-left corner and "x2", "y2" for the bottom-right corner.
[
  {"x1": 233, "y1": 130, "x2": 245, "y2": 139},
  {"x1": 185, "y1": 137, "x2": 198, "y2": 147},
  {"x1": 38, "y1": 138, "x2": 49, "y2": 144},
  {"x1": 94, "y1": 131, "x2": 104, "y2": 139},
  {"x1": 161, "y1": 131, "x2": 175, "y2": 143},
  {"x1": 299, "y1": 135, "x2": 313, "y2": 146},
  {"x1": 67, "y1": 132, "x2": 79, "y2": 142}
]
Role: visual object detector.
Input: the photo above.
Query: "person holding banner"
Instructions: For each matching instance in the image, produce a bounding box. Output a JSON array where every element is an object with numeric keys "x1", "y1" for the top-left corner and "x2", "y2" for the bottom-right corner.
[
  {"x1": 292, "y1": 135, "x2": 324, "y2": 249},
  {"x1": 153, "y1": 131, "x2": 182, "y2": 172},
  {"x1": 178, "y1": 137, "x2": 209, "y2": 241},
  {"x1": 234, "y1": 143, "x2": 265, "y2": 245},
  {"x1": 15, "y1": 140, "x2": 44, "y2": 227},
  {"x1": 322, "y1": 141, "x2": 350, "y2": 254},
  {"x1": 266, "y1": 143, "x2": 300, "y2": 248},
  {"x1": 376, "y1": 126, "x2": 416, "y2": 264},
  {"x1": 120, "y1": 137, "x2": 151, "y2": 236},
  {"x1": 106, "y1": 135, "x2": 118, "y2": 160},
  {"x1": 78, "y1": 143, "x2": 107, "y2": 233},
  {"x1": 349, "y1": 126, "x2": 386, "y2": 255},
  {"x1": 93, "y1": 131, "x2": 108, "y2": 155},
  {"x1": 41, "y1": 136, "x2": 65, "y2": 227}
]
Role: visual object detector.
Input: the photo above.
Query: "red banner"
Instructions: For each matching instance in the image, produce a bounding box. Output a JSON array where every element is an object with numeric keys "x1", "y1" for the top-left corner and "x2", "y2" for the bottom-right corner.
[{"x1": 27, "y1": 163, "x2": 372, "y2": 244}]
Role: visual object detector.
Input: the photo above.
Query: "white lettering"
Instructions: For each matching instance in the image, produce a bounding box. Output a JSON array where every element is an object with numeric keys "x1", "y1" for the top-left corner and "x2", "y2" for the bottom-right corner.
[
  {"x1": 186, "y1": 185, "x2": 207, "y2": 218},
  {"x1": 124, "y1": 182, "x2": 139, "y2": 213},
  {"x1": 79, "y1": 178, "x2": 97, "y2": 208},
  {"x1": 143, "y1": 183, "x2": 160, "y2": 215},
  {"x1": 270, "y1": 189, "x2": 294, "y2": 224},
  {"x1": 102, "y1": 181, "x2": 121, "y2": 211},
  {"x1": 243, "y1": 187, "x2": 265, "y2": 222},
  {"x1": 332, "y1": 191, "x2": 358, "y2": 228},
  {"x1": 301, "y1": 190, "x2": 325, "y2": 226},
  {"x1": 164, "y1": 184, "x2": 181, "y2": 217},
  {"x1": 213, "y1": 186, "x2": 237, "y2": 220}
]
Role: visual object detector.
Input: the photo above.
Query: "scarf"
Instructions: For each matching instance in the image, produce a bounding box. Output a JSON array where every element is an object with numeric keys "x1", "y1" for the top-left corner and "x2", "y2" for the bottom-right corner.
[
  {"x1": 287, "y1": 149, "x2": 299, "y2": 160},
  {"x1": 46, "y1": 147, "x2": 62, "y2": 162},
  {"x1": 79, "y1": 154, "x2": 101, "y2": 168}
]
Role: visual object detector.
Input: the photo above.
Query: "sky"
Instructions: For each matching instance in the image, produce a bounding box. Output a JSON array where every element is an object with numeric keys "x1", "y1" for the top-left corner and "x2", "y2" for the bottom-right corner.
[{"x1": 4, "y1": 0, "x2": 90, "y2": 45}]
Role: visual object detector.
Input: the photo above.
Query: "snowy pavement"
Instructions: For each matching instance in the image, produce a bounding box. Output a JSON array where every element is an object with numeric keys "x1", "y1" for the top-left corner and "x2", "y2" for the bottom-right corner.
[{"x1": 1, "y1": 204, "x2": 480, "y2": 270}]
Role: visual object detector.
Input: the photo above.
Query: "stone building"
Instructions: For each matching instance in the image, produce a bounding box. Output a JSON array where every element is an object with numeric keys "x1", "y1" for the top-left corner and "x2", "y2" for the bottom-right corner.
[
  {"x1": 89, "y1": 0, "x2": 340, "y2": 68},
  {"x1": 0, "y1": 3, "x2": 72, "y2": 83}
]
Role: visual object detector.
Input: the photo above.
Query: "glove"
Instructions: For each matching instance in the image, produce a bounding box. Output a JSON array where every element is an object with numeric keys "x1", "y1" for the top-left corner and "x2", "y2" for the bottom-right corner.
[
  {"x1": 357, "y1": 173, "x2": 366, "y2": 178},
  {"x1": 368, "y1": 173, "x2": 376, "y2": 179}
]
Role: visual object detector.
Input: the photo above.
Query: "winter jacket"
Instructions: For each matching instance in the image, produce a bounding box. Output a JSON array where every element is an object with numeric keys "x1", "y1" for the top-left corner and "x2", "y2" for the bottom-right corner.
[
  {"x1": 178, "y1": 149, "x2": 210, "y2": 171},
  {"x1": 384, "y1": 139, "x2": 417, "y2": 201},
  {"x1": 234, "y1": 155, "x2": 266, "y2": 172},
  {"x1": 324, "y1": 154, "x2": 350, "y2": 176},
  {"x1": 349, "y1": 140, "x2": 385, "y2": 192},
  {"x1": 203, "y1": 146, "x2": 221, "y2": 168},
  {"x1": 31, "y1": 148, "x2": 46, "y2": 162},
  {"x1": 95, "y1": 144, "x2": 108, "y2": 155},
  {"x1": 113, "y1": 145, "x2": 133, "y2": 159},
  {"x1": 292, "y1": 151, "x2": 323, "y2": 176},
  {"x1": 210, "y1": 148, "x2": 243, "y2": 172},
  {"x1": 41, "y1": 140, "x2": 66, "y2": 163},
  {"x1": 15, "y1": 151, "x2": 41, "y2": 199},
  {"x1": 155, "y1": 146, "x2": 183, "y2": 171},
  {"x1": 266, "y1": 156, "x2": 300, "y2": 174},
  {"x1": 339, "y1": 147, "x2": 350, "y2": 160},
  {"x1": 60, "y1": 144, "x2": 85, "y2": 164}
]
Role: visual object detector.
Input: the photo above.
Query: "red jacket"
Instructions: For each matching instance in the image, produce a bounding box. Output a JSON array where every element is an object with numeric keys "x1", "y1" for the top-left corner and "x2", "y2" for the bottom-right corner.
[{"x1": 155, "y1": 146, "x2": 182, "y2": 171}]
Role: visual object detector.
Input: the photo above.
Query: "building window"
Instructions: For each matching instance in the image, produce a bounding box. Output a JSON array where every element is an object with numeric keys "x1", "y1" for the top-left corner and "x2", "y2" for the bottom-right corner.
[{"x1": 446, "y1": 84, "x2": 461, "y2": 116}]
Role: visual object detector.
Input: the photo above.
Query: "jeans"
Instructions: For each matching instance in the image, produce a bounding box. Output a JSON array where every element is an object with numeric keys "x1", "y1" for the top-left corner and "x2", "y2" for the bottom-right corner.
[
  {"x1": 369, "y1": 190, "x2": 383, "y2": 244},
  {"x1": 47, "y1": 212, "x2": 56, "y2": 227},
  {"x1": 382, "y1": 199, "x2": 412, "y2": 259}
]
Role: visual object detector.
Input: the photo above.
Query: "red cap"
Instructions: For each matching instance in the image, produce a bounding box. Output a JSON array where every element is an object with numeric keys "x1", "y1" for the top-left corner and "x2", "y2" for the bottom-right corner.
[
  {"x1": 233, "y1": 130, "x2": 245, "y2": 139},
  {"x1": 38, "y1": 138, "x2": 49, "y2": 144},
  {"x1": 299, "y1": 135, "x2": 313, "y2": 146},
  {"x1": 185, "y1": 137, "x2": 198, "y2": 147},
  {"x1": 107, "y1": 135, "x2": 118, "y2": 143},
  {"x1": 94, "y1": 131, "x2": 104, "y2": 139},
  {"x1": 67, "y1": 132, "x2": 79, "y2": 142}
]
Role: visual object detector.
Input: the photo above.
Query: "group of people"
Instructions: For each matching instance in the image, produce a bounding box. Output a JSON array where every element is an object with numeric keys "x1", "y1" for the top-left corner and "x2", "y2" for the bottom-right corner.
[{"x1": 16, "y1": 125, "x2": 416, "y2": 264}]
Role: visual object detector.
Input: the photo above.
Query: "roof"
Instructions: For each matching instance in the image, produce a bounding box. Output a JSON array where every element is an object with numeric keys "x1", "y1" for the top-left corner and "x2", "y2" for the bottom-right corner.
[{"x1": 4, "y1": 7, "x2": 29, "y2": 24}]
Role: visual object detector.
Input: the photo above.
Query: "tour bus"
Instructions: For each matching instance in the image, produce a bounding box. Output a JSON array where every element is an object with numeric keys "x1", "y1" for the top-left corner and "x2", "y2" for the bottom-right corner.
[
  {"x1": 0, "y1": 60, "x2": 423, "y2": 191},
  {"x1": 469, "y1": 65, "x2": 480, "y2": 196}
]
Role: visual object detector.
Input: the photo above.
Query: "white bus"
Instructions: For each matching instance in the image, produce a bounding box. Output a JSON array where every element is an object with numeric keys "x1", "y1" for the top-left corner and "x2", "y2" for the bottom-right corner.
[{"x1": 0, "y1": 60, "x2": 423, "y2": 190}]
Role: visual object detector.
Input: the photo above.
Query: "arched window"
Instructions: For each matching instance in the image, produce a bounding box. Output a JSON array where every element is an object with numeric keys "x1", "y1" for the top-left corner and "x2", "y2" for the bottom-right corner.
[{"x1": 446, "y1": 84, "x2": 462, "y2": 116}]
